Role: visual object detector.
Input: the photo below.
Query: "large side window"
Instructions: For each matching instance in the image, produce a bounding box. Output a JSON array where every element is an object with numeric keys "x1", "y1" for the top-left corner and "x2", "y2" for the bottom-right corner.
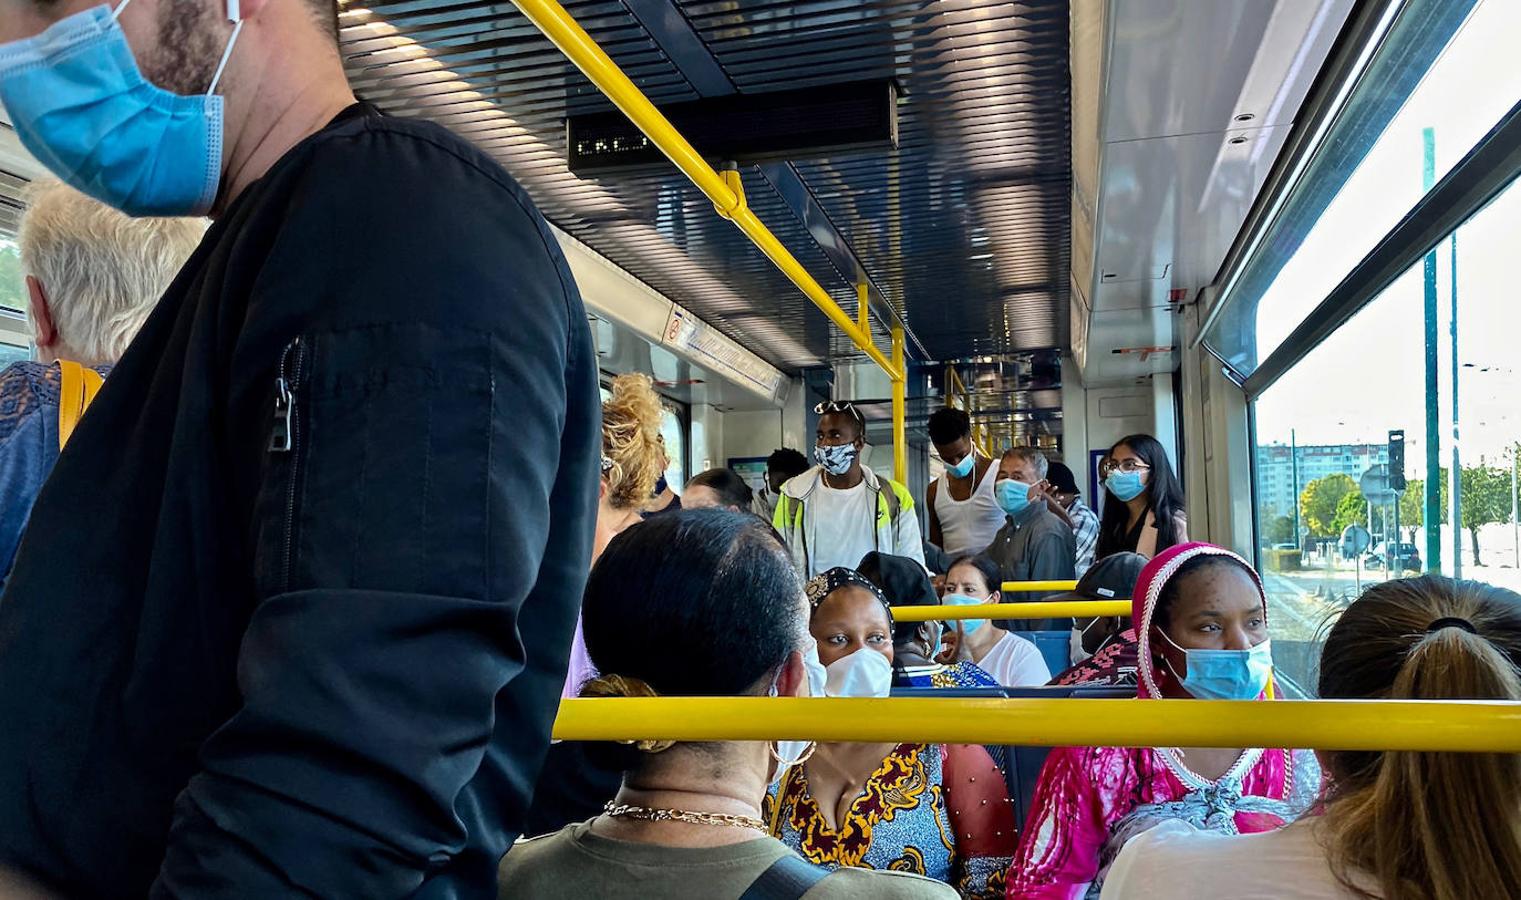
[
  {"x1": 1254, "y1": 175, "x2": 1521, "y2": 693},
  {"x1": 1209, "y1": 0, "x2": 1520, "y2": 375}
]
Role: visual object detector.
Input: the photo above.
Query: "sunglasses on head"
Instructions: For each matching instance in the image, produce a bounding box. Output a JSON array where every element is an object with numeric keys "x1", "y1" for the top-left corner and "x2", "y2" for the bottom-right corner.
[{"x1": 814, "y1": 400, "x2": 865, "y2": 423}]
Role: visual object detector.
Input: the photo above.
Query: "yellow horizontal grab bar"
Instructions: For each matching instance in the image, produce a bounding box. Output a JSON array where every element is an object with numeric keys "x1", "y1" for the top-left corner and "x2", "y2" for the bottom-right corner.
[
  {"x1": 891, "y1": 601, "x2": 1131, "y2": 622},
  {"x1": 552, "y1": 698, "x2": 1521, "y2": 752},
  {"x1": 510, "y1": 0, "x2": 903, "y2": 383},
  {"x1": 999, "y1": 581, "x2": 1079, "y2": 593}
]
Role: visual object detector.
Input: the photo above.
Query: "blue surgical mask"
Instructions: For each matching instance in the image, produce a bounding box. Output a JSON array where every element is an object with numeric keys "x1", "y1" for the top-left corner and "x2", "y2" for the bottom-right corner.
[
  {"x1": 1162, "y1": 632, "x2": 1274, "y2": 700},
  {"x1": 942, "y1": 594, "x2": 988, "y2": 634},
  {"x1": 947, "y1": 453, "x2": 975, "y2": 479},
  {"x1": 996, "y1": 478, "x2": 1033, "y2": 517},
  {"x1": 0, "y1": 0, "x2": 243, "y2": 216},
  {"x1": 1105, "y1": 470, "x2": 1147, "y2": 502},
  {"x1": 814, "y1": 442, "x2": 858, "y2": 477}
]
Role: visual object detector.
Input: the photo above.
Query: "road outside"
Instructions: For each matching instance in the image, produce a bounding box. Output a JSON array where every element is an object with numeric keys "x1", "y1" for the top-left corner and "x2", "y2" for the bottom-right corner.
[{"x1": 1262, "y1": 521, "x2": 1521, "y2": 645}]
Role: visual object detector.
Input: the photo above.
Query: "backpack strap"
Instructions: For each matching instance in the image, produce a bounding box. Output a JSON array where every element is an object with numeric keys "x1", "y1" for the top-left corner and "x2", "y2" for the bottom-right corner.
[
  {"x1": 881, "y1": 479, "x2": 901, "y2": 521},
  {"x1": 57, "y1": 360, "x2": 104, "y2": 452},
  {"x1": 738, "y1": 854, "x2": 829, "y2": 900}
]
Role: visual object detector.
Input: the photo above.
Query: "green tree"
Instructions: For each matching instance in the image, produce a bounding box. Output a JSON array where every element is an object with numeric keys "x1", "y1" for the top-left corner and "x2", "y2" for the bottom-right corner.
[
  {"x1": 0, "y1": 241, "x2": 24, "y2": 314},
  {"x1": 1460, "y1": 464, "x2": 1512, "y2": 566},
  {"x1": 1399, "y1": 474, "x2": 1450, "y2": 543},
  {"x1": 1263, "y1": 515, "x2": 1294, "y2": 546},
  {"x1": 1300, "y1": 473, "x2": 1356, "y2": 538},
  {"x1": 1331, "y1": 489, "x2": 1368, "y2": 537}
]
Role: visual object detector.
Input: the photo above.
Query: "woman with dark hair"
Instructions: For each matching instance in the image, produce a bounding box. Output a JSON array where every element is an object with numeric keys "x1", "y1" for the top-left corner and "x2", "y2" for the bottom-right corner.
[
  {"x1": 766, "y1": 567, "x2": 1016, "y2": 898},
  {"x1": 684, "y1": 467, "x2": 755, "y2": 512},
  {"x1": 856, "y1": 551, "x2": 998, "y2": 688},
  {"x1": 938, "y1": 554, "x2": 1050, "y2": 688},
  {"x1": 1094, "y1": 435, "x2": 1187, "y2": 560},
  {"x1": 1006, "y1": 543, "x2": 1318, "y2": 898},
  {"x1": 1102, "y1": 575, "x2": 1521, "y2": 900},
  {"x1": 501, "y1": 510, "x2": 955, "y2": 899}
]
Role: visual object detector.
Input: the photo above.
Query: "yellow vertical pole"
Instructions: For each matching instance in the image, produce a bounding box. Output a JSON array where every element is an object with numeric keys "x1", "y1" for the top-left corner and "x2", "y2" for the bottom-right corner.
[
  {"x1": 892, "y1": 325, "x2": 907, "y2": 485},
  {"x1": 857, "y1": 282, "x2": 870, "y2": 336}
]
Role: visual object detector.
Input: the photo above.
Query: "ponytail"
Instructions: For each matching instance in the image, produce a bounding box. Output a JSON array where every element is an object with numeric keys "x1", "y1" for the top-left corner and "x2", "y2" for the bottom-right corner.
[{"x1": 1318, "y1": 576, "x2": 1521, "y2": 900}]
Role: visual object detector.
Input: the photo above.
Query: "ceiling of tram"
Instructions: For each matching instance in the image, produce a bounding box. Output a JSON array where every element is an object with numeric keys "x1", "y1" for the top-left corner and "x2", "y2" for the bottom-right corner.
[{"x1": 339, "y1": 0, "x2": 1072, "y2": 371}]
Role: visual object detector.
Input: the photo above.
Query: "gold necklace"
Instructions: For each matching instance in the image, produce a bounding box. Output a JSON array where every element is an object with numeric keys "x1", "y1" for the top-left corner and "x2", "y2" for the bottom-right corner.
[{"x1": 603, "y1": 801, "x2": 765, "y2": 831}]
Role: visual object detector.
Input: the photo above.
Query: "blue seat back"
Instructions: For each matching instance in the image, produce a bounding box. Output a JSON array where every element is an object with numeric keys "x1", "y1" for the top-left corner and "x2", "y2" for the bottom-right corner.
[
  {"x1": 998, "y1": 684, "x2": 1134, "y2": 830},
  {"x1": 1026, "y1": 629, "x2": 1072, "y2": 677}
]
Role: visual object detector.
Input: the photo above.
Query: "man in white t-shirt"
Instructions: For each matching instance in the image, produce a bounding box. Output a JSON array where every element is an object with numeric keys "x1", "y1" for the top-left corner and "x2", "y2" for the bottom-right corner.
[{"x1": 773, "y1": 401, "x2": 924, "y2": 579}]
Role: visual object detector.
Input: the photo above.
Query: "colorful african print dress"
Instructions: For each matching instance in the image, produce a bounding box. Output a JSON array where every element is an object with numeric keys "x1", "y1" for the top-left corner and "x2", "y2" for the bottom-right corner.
[
  {"x1": 767, "y1": 742, "x2": 1015, "y2": 899},
  {"x1": 898, "y1": 660, "x2": 1000, "y2": 689}
]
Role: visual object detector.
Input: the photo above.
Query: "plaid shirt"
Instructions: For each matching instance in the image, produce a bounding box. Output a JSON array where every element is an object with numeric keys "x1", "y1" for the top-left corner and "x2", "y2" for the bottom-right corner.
[{"x1": 1069, "y1": 498, "x2": 1101, "y2": 577}]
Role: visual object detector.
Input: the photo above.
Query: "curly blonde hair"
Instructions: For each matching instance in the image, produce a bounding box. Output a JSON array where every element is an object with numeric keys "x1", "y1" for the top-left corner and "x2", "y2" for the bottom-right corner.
[{"x1": 602, "y1": 373, "x2": 666, "y2": 511}]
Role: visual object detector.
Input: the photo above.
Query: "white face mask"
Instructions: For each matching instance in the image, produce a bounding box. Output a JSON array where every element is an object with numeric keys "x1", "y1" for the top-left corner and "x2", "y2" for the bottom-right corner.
[
  {"x1": 824, "y1": 647, "x2": 893, "y2": 698},
  {"x1": 1069, "y1": 627, "x2": 1090, "y2": 666},
  {"x1": 769, "y1": 644, "x2": 824, "y2": 784},
  {"x1": 1069, "y1": 618, "x2": 1103, "y2": 665},
  {"x1": 801, "y1": 641, "x2": 828, "y2": 699}
]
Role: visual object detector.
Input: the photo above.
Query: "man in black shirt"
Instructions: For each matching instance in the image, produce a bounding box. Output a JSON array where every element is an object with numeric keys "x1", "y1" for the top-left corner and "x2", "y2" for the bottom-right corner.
[{"x1": 0, "y1": 0, "x2": 599, "y2": 896}]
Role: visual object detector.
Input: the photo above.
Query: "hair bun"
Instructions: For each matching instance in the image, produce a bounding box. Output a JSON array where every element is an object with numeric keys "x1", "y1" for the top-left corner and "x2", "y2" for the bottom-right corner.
[{"x1": 579, "y1": 674, "x2": 675, "y2": 754}]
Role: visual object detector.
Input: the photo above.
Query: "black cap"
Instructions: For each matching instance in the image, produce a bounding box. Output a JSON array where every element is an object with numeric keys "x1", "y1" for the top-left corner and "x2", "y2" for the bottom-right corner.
[
  {"x1": 1047, "y1": 461, "x2": 1080, "y2": 495},
  {"x1": 1053, "y1": 552, "x2": 1148, "y2": 603}
]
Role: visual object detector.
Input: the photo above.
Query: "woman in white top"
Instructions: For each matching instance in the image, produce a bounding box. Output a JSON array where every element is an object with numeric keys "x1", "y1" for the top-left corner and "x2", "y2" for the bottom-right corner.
[
  {"x1": 1102, "y1": 574, "x2": 1521, "y2": 900},
  {"x1": 938, "y1": 555, "x2": 1050, "y2": 687}
]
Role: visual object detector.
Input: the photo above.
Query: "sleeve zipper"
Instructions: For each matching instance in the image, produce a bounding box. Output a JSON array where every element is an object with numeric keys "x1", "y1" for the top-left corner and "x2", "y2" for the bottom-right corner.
[{"x1": 269, "y1": 338, "x2": 306, "y2": 453}]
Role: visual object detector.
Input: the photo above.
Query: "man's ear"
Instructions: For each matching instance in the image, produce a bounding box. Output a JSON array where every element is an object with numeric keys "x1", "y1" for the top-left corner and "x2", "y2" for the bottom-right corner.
[{"x1": 26, "y1": 276, "x2": 57, "y2": 351}]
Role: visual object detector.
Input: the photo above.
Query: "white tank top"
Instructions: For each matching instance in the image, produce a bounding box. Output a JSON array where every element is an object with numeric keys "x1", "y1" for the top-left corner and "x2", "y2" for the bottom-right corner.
[{"x1": 934, "y1": 459, "x2": 1006, "y2": 559}]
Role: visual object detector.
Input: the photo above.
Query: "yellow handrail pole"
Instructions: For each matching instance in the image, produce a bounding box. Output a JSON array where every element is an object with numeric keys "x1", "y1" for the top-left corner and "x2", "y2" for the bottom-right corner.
[
  {"x1": 891, "y1": 325, "x2": 907, "y2": 485},
  {"x1": 511, "y1": 0, "x2": 903, "y2": 382},
  {"x1": 891, "y1": 600, "x2": 1130, "y2": 622},
  {"x1": 553, "y1": 697, "x2": 1521, "y2": 752},
  {"x1": 856, "y1": 282, "x2": 871, "y2": 337},
  {"x1": 1000, "y1": 580, "x2": 1079, "y2": 593}
]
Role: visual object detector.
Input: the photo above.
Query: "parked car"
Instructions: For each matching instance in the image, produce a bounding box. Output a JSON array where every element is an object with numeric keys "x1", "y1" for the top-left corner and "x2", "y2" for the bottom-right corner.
[{"x1": 1366, "y1": 542, "x2": 1422, "y2": 572}]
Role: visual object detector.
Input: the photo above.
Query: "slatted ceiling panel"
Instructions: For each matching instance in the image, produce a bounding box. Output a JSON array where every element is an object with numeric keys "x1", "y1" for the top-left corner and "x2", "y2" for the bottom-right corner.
[
  {"x1": 680, "y1": 0, "x2": 1071, "y2": 360},
  {"x1": 344, "y1": 0, "x2": 853, "y2": 369},
  {"x1": 341, "y1": 0, "x2": 1070, "y2": 370}
]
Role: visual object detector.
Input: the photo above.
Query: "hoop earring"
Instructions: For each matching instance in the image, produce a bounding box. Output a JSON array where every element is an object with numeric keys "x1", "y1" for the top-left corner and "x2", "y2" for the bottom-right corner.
[{"x1": 769, "y1": 740, "x2": 817, "y2": 767}]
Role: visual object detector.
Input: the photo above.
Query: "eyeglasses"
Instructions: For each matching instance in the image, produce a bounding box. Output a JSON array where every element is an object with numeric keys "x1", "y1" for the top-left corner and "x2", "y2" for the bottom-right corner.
[
  {"x1": 1099, "y1": 458, "x2": 1151, "y2": 477},
  {"x1": 814, "y1": 400, "x2": 865, "y2": 423}
]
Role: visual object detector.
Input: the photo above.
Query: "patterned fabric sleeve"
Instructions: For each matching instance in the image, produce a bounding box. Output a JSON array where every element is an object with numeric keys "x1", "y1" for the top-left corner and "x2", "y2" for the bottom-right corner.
[
  {"x1": 942, "y1": 743, "x2": 1016, "y2": 899},
  {"x1": 1006, "y1": 746, "x2": 1114, "y2": 899},
  {"x1": 1071, "y1": 504, "x2": 1100, "y2": 578}
]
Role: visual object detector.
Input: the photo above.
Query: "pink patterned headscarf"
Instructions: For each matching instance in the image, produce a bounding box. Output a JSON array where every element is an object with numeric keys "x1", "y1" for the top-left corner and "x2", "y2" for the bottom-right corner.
[{"x1": 1130, "y1": 542, "x2": 1266, "y2": 699}]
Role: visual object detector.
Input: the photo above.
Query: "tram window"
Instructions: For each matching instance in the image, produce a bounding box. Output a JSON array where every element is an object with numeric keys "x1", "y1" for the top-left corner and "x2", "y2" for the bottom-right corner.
[
  {"x1": 659, "y1": 404, "x2": 686, "y2": 494},
  {"x1": 1253, "y1": 174, "x2": 1521, "y2": 693},
  {"x1": 0, "y1": 240, "x2": 23, "y2": 313},
  {"x1": 0, "y1": 341, "x2": 27, "y2": 367},
  {"x1": 1209, "y1": 0, "x2": 1521, "y2": 374}
]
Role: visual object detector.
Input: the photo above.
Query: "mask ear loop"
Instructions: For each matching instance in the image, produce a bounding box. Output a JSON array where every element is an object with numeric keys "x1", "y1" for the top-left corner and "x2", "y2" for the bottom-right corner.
[
  {"x1": 112, "y1": 0, "x2": 135, "y2": 20},
  {"x1": 208, "y1": 0, "x2": 244, "y2": 98}
]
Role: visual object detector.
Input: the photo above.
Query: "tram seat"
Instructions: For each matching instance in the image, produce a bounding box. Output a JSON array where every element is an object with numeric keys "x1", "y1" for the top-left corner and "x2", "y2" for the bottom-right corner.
[
  {"x1": 998, "y1": 685, "x2": 1134, "y2": 831},
  {"x1": 1024, "y1": 629, "x2": 1073, "y2": 676},
  {"x1": 888, "y1": 684, "x2": 1134, "y2": 831}
]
